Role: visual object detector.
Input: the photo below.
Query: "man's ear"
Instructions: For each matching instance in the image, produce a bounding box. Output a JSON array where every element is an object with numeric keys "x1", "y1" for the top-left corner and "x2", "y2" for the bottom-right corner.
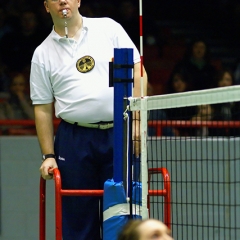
[
  {"x1": 78, "y1": 0, "x2": 81, "y2": 7},
  {"x1": 44, "y1": 1, "x2": 50, "y2": 13}
]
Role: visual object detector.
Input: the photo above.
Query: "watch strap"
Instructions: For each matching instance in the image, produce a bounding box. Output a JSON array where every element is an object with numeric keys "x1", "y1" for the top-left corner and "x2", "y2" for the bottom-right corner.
[{"x1": 42, "y1": 154, "x2": 56, "y2": 160}]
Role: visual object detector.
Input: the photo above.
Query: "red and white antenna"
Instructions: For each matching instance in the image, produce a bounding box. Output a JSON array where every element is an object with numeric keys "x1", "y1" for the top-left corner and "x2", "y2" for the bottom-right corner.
[{"x1": 139, "y1": 0, "x2": 144, "y2": 97}]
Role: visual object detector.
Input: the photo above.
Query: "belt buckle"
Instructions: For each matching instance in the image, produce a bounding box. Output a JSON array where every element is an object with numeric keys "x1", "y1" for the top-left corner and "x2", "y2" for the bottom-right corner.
[
  {"x1": 98, "y1": 123, "x2": 109, "y2": 130},
  {"x1": 99, "y1": 123, "x2": 107, "y2": 130}
]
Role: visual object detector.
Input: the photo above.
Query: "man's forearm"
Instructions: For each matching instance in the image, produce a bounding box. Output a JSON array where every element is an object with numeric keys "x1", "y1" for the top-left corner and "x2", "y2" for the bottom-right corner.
[
  {"x1": 34, "y1": 104, "x2": 55, "y2": 155},
  {"x1": 133, "y1": 62, "x2": 148, "y2": 98}
]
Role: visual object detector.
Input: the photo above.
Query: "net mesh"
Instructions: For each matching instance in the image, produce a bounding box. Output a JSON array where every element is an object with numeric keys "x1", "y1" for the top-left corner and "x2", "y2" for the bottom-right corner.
[{"x1": 130, "y1": 85, "x2": 240, "y2": 240}]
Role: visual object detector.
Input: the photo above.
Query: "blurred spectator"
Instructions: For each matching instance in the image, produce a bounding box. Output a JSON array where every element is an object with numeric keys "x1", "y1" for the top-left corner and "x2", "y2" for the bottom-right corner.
[
  {"x1": 191, "y1": 68, "x2": 235, "y2": 137},
  {"x1": 215, "y1": 68, "x2": 234, "y2": 88},
  {"x1": 172, "y1": 38, "x2": 217, "y2": 90},
  {"x1": 0, "y1": 8, "x2": 46, "y2": 73},
  {"x1": 0, "y1": 72, "x2": 34, "y2": 120},
  {"x1": 210, "y1": 68, "x2": 236, "y2": 136},
  {"x1": 212, "y1": 68, "x2": 234, "y2": 120},
  {"x1": 165, "y1": 71, "x2": 196, "y2": 136},
  {"x1": 166, "y1": 71, "x2": 192, "y2": 94},
  {"x1": 191, "y1": 104, "x2": 214, "y2": 137}
]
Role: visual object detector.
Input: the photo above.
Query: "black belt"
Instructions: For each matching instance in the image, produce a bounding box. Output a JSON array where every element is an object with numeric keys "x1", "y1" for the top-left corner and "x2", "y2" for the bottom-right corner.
[{"x1": 63, "y1": 119, "x2": 114, "y2": 130}]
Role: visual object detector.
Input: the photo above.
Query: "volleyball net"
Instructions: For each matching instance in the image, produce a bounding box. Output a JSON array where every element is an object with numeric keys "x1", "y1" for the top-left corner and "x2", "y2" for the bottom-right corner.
[{"x1": 129, "y1": 85, "x2": 240, "y2": 240}]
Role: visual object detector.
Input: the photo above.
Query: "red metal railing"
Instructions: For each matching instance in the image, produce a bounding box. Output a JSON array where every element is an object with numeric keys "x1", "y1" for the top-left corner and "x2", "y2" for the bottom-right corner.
[
  {"x1": 0, "y1": 119, "x2": 60, "y2": 126},
  {"x1": 148, "y1": 168, "x2": 171, "y2": 228},
  {"x1": 148, "y1": 120, "x2": 240, "y2": 136},
  {"x1": 39, "y1": 167, "x2": 171, "y2": 240}
]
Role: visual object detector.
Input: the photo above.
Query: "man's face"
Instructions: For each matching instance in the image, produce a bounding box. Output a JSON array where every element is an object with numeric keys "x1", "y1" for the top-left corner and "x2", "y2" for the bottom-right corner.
[
  {"x1": 138, "y1": 220, "x2": 173, "y2": 240},
  {"x1": 44, "y1": 0, "x2": 81, "y2": 22}
]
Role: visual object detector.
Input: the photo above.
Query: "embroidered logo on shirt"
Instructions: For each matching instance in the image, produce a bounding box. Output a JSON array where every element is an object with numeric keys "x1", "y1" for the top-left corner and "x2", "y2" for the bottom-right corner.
[{"x1": 76, "y1": 55, "x2": 95, "y2": 73}]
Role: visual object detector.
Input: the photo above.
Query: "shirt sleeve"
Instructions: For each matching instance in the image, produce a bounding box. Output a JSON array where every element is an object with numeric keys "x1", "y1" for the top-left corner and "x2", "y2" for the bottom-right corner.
[{"x1": 30, "y1": 60, "x2": 54, "y2": 105}]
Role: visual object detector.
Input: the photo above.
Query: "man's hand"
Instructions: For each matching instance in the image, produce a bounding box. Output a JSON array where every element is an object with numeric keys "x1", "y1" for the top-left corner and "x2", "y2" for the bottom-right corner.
[{"x1": 40, "y1": 158, "x2": 58, "y2": 180}]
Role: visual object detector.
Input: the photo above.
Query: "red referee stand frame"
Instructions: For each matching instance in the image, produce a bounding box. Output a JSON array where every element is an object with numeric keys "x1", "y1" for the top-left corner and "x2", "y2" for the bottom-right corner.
[{"x1": 39, "y1": 168, "x2": 171, "y2": 240}]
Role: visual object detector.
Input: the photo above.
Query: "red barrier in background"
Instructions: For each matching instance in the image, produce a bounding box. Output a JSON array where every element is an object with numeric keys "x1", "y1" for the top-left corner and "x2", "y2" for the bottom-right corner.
[
  {"x1": 148, "y1": 120, "x2": 240, "y2": 136},
  {"x1": 0, "y1": 119, "x2": 61, "y2": 135},
  {"x1": 1, "y1": 119, "x2": 239, "y2": 136}
]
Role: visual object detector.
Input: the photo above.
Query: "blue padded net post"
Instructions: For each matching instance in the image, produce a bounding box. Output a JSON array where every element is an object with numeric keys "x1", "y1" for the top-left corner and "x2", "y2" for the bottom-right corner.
[
  {"x1": 113, "y1": 48, "x2": 133, "y2": 184},
  {"x1": 103, "y1": 49, "x2": 134, "y2": 240}
]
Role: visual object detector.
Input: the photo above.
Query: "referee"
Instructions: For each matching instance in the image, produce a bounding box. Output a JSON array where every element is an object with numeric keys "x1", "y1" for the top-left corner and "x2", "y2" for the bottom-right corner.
[{"x1": 30, "y1": 0, "x2": 148, "y2": 239}]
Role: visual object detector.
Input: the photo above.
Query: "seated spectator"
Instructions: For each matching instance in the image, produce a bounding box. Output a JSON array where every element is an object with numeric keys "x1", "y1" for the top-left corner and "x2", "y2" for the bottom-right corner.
[
  {"x1": 172, "y1": 38, "x2": 217, "y2": 90},
  {"x1": 165, "y1": 71, "x2": 196, "y2": 136},
  {"x1": 166, "y1": 71, "x2": 192, "y2": 94},
  {"x1": 0, "y1": 71, "x2": 35, "y2": 135},
  {"x1": 212, "y1": 68, "x2": 234, "y2": 120},
  {"x1": 118, "y1": 219, "x2": 173, "y2": 240},
  {"x1": 191, "y1": 104, "x2": 214, "y2": 136},
  {"x1": 191, "y1": 69, "x2": 236, "y2": 136},
  {"x1": 0, "y1": 72, "x2": 34, "y2": 120},
  {"x1": 210, "y1": 68, "x2": 236, "y2": 136},
  {"x1": 215, "y1": 68, "x2": 234, "y2": 88}
]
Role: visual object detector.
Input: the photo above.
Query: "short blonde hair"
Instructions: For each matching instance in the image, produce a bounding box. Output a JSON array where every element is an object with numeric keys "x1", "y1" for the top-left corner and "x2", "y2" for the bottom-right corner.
[{"x1": 117, "y1": 220, "x2": 143, "y2": 240}]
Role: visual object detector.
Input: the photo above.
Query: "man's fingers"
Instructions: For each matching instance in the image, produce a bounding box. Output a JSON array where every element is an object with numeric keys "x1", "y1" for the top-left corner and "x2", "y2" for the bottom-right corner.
[
  {"x1": 40, "y1": 166, "x2": 53, "y2": 180},
  {"x1": 39, "y1": 158, "x2": 58, "y2": 180}
]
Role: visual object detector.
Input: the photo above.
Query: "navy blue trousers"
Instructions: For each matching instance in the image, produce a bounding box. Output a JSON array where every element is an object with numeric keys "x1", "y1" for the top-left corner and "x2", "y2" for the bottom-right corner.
[{"x1": 54, "y1": 120, "x2": 113, "y2": 240}]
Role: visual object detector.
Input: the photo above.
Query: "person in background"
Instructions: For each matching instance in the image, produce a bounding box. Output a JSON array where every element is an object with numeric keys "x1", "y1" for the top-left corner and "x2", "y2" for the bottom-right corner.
[
  {"x1": 191, "y1": 104, "x2": 214, "y2": 137},
  {"x1": 118, "y1": 219, "x2": 173, "y2": 240},
  {"x1": 0, "y1": 72, "x2": 34, "y2": 120},
  {"x1": 165, "y1": 71, "x2": 196, "y2": 136},
  {"x1": 166, "y1": 71, "x2": 192, "y2": 94},
  {"x1": 215, "y1": 68, "x2": 233, "y2": 87},
  {"x1": 30, "y1": 0, "x2": 148, "y2": 239},
  {"x1": 172, "y1": 38, "x2": 216, "y2": 91},
  {"x1": 210, "y1": 68, "x2": 235, "y2": 136}
]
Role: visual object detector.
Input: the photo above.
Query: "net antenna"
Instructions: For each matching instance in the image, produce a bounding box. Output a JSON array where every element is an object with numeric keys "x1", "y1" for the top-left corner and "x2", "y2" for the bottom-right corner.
[
  {"x1": 139, "y1": 0, "x2": 144, "y2": 97},
  {"x1": 137, "y1": 0, "x2": 149, "y2": 220}
]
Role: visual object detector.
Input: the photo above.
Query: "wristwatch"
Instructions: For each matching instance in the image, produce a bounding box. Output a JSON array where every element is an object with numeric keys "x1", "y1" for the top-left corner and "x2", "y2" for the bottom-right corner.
[{"x1": 42, "y1": 154, "x2": 56, "y2": 161}]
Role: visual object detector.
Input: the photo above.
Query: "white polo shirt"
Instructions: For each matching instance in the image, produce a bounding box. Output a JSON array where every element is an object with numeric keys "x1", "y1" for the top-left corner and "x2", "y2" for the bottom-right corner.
[{"x1": 30, "y1": 17, "x2": 140, "y2": 123}]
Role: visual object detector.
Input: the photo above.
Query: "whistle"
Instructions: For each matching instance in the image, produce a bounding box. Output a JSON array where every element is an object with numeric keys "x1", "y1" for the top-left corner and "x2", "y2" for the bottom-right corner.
[{"x1": 62, "y1": 9, "x2": 67, "y2": 17}]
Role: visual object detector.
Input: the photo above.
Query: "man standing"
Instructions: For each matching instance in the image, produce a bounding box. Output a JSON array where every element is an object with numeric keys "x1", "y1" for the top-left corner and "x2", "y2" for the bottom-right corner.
[{"x1": 30, "y1": 0, "x2": 147, "y2": 239}]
